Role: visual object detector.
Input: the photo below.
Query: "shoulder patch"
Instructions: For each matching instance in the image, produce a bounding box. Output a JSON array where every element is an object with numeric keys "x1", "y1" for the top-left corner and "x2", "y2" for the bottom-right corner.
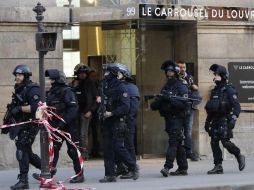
[
  {"x1": 33, "y1": 95, "x2": 39, "y2": 100},
  {"x1": 123, "y1": 92, "x2": 128, "y2": 97},
  {"x1": 233, "y1": 94, "x2": 237, "y2": 99}
]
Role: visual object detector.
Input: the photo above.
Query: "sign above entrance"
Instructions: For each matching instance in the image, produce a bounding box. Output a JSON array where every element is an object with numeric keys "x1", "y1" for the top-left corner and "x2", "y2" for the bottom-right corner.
[
  {"x1": 124, "y1": 4, "x2": 254, "y2": 21},
  {"x1": 228, "y1": 62, "x2": 254, "y2": 103}
]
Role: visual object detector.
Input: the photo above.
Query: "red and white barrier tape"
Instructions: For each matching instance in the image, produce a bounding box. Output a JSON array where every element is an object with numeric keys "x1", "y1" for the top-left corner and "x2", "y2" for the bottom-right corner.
[{"x1": 1, "y1": 102, "x2": 92, "y2": 190}]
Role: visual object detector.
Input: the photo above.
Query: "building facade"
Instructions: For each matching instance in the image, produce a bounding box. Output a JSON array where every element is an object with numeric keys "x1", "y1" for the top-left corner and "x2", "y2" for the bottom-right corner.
[{"x1": 0, "y1": 0, "x2": 254, "y2": 167}]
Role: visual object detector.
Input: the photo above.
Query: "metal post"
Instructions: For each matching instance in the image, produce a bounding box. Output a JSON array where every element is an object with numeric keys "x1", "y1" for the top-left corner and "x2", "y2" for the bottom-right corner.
[{"x1": 33, "y1": 2, "x2": 51, "y2": 183}]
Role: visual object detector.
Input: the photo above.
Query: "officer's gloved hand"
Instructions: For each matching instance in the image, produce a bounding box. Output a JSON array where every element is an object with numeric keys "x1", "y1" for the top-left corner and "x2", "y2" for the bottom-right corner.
[
  {"x1": 228, "y1": 115, "x2": 237, "y2": 129},
  {"x1": 1, "y1": 128, "x2": 9, "y2": 135},
  {"x1": 204, "y1": 121, "x2": 211, "y2": 135},
  {"x1": 104, "y1": 111, "x2": 112, "y2": 118},
  {"x1": 150, "y1": 98, "x2": 161, "y2": 111},
  {"x1": 11, "y1": 106, "x2": 21, "y2": 115}
]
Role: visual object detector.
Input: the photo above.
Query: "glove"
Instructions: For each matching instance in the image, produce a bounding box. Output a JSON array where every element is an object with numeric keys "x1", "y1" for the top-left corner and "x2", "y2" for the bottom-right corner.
[
  {"x1": 150, "y1": 98, "x2": 161, "y2": 111},
  {"x1": 228, "y1": 115, "x2": 237, "y2": 129},
  {"x1": 204, "y1": 121, "x2": 211, "y2": 135},
  {"x1": 11, "y1": 106, "x2": 21, "y2": 115},
  {"x1": 1, "y1": 128, "x2": 9, "y2": 134}
]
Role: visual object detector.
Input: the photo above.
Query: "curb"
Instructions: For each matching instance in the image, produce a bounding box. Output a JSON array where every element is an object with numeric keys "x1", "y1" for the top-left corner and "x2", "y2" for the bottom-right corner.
[{"x1": 177, "y1": 184, "x2": 254, "y2": 190}]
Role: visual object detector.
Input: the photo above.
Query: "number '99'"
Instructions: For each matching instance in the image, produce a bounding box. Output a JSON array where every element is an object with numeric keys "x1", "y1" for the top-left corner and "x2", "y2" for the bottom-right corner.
[{"x1": 126, "y1": 7, "x2": 135, "y2": 16}]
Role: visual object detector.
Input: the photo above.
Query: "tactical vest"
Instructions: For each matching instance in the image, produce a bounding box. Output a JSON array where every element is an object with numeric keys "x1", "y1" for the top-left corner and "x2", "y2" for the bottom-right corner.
[
  {"x1": 9, "y1": 82, "x2": 39, "y2": 140},
  {"x1": 159, "y1": 80, "x2": 185, "y2": 117},
  {"x1": 205, "y1": 85, "x2": 231, "y2": 115},
  {"x1": 46, "y1": 86, "x2": 71, "y2": 116},
  {"x1": 15, "y1": 82, "x2": 39, "y2": 120},
  {"x1": 105, "y1": 87, "x2": 121, "y2": 112}
]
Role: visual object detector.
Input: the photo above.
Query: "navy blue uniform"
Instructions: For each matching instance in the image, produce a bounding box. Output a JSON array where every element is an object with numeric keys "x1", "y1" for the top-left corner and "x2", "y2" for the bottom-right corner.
[
  {"x1": 205, "y1": 83, "x2": 241, "y2": 165},
  {"x1": 11, "y1": 81, "x2": 41, "y2": 175},
  {"x1": 46, "y1": 83, "x2": 82, "y2": 175},
  {"x1": 124, "y1": 82, "x2": 140, "y2": 162},
  {"x1": 102, "y1": 78, "x2": 137, "y2": 177},
  {"x1": 151, "y1": 78, "x2": 189, "y2": 170}
]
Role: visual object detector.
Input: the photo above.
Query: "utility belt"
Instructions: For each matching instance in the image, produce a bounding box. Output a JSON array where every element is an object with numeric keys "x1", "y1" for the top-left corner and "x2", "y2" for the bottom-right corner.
[
  {"x1": 210, "y1": 115, "x2": 228, "y2": 126},
  {"x1": 114, "y1": 116, "x2": 129, "y2": 139},
  {"x1": 210, "y1": 116, "x2": 233, "y2": 139}
]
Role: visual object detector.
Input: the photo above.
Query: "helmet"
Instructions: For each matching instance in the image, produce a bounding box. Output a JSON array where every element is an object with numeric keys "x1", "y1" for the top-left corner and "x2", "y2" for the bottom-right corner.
[
  {"x1": 103, "y1": 63, "x2": 131, "y2": 77},
  {"x1": 161, "y1": 60, "x2": 180, "y2": 74},
  {"x1": 74, "y1": 63, "x2": 90, "y2": 75},
  {"x1": 45, "y1": 69, "x2": 66, "y2": 84},
  {"x1": 209, "y1": 64, "x2": 228, "y2": 79},
  {"x1": 12, "y1": 64, "x2": 32, "y2": 77}
]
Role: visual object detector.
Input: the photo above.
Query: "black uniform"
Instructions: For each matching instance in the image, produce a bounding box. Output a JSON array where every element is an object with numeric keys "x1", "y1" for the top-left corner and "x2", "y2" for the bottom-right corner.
[
  {"x1": 115, "y1": 81, "x2": 140, "y2": 177},
  {"x1": 7, "y1": 81, "x2": 41, "y2": 190},
  {"x1": 123, "y1": 81, "x2": 140, "y2": 163},
  {"x1": 205, "y1": 83, "x2": 241, "y2": 164},
  {"x1": 99, "y1": 68, "x2": 139, "y2": 183},
  {"x1": 46, "y1": 83, "x2": 82, "y2": 176},
  {"x1": 151, "y1": 78, "x2": 189, "y2": 173},
  {"x1": 205, "y1": 64, "x2": 245, "y2": 174}
]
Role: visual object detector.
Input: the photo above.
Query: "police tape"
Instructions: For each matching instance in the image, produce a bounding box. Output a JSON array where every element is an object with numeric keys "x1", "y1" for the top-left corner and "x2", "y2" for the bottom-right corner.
[{"x1": 0, "y1": 102, "x2": 91, "y2": 190}]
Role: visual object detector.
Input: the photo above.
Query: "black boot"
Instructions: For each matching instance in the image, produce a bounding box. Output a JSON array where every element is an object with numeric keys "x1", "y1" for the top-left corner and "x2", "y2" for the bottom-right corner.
[
  {"x1": 236, "y1": 154, "x2": 245, "y2": 171},
  {"x1": 99, "y1": 176, "x2": 117, "y2": 183},
  {"x1": 160, "y1": 167, "x2": 170, "y2": 177},
  {"x1": 10, "y1": 174, "x2": 29, "y2": 190},
  {"x1": 115, "y1": 163, "x2": 128, "y2": 177},
  {"x1": 170, "y1": 169, "x2": 188, "y2": 176},
  {"x1": 132, "y1": 165, "x2": 139, "y2": 180},
  {"x1": 32, "y1": 167, "x2": 57, "y2": 181},
  {"x1": 120, "y1": 165, "x2": 139, "y2": 180},
  {"x1": 186, "y1": 152, "x2": 199, "y2": 161},
  {"x1": 70, "y1": 174, "x2": 85, "y2": 183},
  {"x1": 207, "y1": 164, "x2": 223, "y2": 174}
]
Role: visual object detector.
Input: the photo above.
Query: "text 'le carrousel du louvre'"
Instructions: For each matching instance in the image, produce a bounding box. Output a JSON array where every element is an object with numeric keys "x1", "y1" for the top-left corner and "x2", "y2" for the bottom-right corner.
[{"x1": 139, "y1": 4, "x2": 254, "y2": 20}]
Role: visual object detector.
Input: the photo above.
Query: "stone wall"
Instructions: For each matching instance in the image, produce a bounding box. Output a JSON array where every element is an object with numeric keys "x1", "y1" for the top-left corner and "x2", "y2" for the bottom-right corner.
[
  {"x1": 0, "y1": 1, "x2": 70, "y2": 168},
  {"x1": 197, "y1": 22, "x2": 254, "y2": 158}
]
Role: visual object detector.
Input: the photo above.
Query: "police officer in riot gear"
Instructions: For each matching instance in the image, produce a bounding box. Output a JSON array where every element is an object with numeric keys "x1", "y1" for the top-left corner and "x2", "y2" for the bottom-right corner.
[
  {"x1": 205, "y1": 64, "x2": 245, "y2": 174},
  {"x1": 112, "y1": 64, "x2": 140, "y2": 179},
  {"x1": 99, "y1": 63, "x2": 139, "y2": 183},
  {"x1": 33, "y1": 69, "x2": 84, "y2": 183},
  {"x1": 150, "y1": 60, "x2": 189, "y2": 177},
  {"x1": 4, "y1": 65, "x2": 41, "y2": 190}
]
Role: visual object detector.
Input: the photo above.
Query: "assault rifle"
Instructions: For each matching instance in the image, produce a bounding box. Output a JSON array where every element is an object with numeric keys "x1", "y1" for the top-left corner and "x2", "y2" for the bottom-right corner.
[
  {"x1": 2, "y1": 93, "x2": 23, "y2": 136},
  {"x1": 144, "y1": 93, "x2": 199, "y2": 103},
  {"x1": 97, "y1": 81, "x2": 107, "y2": 123}
]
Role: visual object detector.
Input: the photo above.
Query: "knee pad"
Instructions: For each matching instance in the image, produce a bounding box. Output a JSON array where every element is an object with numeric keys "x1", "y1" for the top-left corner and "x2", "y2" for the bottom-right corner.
[{"x1": 16, "y1": 149, "x2": 23, "y2": 161}]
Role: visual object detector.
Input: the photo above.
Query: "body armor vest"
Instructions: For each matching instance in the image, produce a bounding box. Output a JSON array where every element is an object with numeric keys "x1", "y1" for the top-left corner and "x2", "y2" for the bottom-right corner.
[
  {"x1": 47, "y1": 86, "x2": 70, "y2": 116},
  {"x1": 205, "y1": 85, "x2": 231, "y2": 115}
]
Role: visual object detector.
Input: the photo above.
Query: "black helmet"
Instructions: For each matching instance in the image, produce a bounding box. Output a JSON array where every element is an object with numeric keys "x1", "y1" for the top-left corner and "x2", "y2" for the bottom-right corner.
[
  {"x1": 45, "y1": 69, "x2": 66, "y2": 84},
  {"x1": 74, "y1": 63, "x2": 90, "y2": 75},
  {"x1": 12, "y1": 64, "x2": 32, "y2": 77},
  {"x1": 161, "y1": 60, "x2": 180, "y2": 74},
  {"x1": 209, "y1": 64, "x2": 228, "y2": 79},
  {"x1": 103, "y1": 63, "x2": 132, "y2": 79}
]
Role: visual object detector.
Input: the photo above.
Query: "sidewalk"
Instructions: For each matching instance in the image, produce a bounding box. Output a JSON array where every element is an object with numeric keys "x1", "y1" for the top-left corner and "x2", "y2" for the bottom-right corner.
[{"x1": 0, "y1": 158, "x2": 254, "y2": 190}]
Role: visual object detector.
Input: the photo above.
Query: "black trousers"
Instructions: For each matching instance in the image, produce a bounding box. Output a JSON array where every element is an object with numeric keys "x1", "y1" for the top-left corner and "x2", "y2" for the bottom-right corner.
[
  {"x1": 15, "y1": 128, "x2": 41, "y2": 174},
  {"x1": 164, "y1": 128, "x2": 188, "y2": 170},
  {"x1": 103, "y1": 119, "x2": 136, "y2": 176},
  {"x1": 53, "y1": 128, "x2": 82, "y2": 174},
  {"x1": 211, "y1": 138, "x2": 240, "y2": 165}
]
